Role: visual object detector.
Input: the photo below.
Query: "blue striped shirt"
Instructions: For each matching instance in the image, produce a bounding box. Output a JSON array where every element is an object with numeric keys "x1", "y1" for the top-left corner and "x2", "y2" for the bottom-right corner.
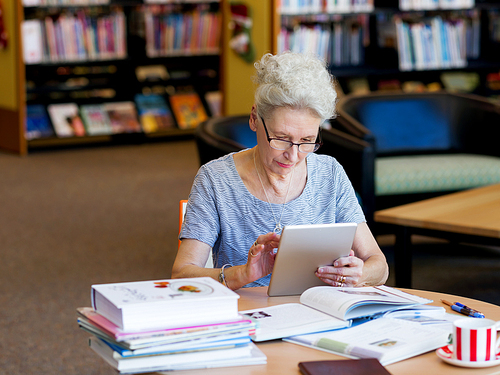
[{"x1": 180, "y1": 151, "x2": 366, "y2": 287}]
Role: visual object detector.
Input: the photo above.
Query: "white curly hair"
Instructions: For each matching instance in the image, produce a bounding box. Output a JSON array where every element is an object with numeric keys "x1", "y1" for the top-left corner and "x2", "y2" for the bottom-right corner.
[{"x1": 252, "y1": 51, "x2": 337, "y2": 121}]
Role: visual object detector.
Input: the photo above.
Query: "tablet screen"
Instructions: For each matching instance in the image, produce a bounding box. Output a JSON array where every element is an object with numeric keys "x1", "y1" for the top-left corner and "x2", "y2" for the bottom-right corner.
[{"x1": 267, "y1": 223, "x2": 357, "y2": 297}]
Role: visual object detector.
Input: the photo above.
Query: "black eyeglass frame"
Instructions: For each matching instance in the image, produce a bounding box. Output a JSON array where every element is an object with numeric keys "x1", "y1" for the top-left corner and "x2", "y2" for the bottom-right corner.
[{"x1": 260, "y1": 116, "x2": 323, "y2": 153}]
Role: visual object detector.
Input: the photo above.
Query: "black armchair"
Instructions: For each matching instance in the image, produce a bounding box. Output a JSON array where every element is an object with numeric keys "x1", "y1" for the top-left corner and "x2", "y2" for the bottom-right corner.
[
  {"x1": 333, "y1": 91, "x2": 500, "y2": 229},
  {"x1": 195, "y1": 115, "x2": 254, "y2": 166}
]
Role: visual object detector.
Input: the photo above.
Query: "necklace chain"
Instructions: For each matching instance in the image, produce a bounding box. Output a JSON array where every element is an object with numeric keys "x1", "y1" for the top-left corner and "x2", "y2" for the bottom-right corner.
[{"x1": 254, "y1": 150, "x2": 294, "y2": 234}]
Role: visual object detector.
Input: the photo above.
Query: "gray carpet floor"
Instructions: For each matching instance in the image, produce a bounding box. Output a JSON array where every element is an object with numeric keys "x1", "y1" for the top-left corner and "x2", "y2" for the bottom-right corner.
[{"x1": 1, "y1": 140, "x2": 499, "y2": 374}]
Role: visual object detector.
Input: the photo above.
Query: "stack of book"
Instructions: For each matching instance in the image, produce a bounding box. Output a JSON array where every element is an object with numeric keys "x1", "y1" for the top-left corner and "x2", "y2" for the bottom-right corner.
[{"x1": 77, "y1": 277, "x2": 266, "y2": 374}]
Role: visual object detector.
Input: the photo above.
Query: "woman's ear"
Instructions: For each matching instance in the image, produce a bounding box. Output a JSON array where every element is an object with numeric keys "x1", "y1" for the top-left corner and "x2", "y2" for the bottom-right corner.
[{"x1": 249, "y1": 105, "x2": 258, "y2": 132}]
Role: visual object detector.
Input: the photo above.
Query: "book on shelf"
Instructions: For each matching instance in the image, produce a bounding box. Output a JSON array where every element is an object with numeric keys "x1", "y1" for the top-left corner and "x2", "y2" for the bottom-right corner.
[
  {"x1": 134, "y1": 94, "x2": 176, "y2": 133},
  {"x1": 91, "y1": 277, "x2": 240, "y2": 332},
  {"x1": 135, "y1": 65, "x2": 169, "y2": 82},
  {"x1": 168, "y1": 91, "x2": 208, "y2": 130},
  {"x1": 102, "y1": 102, "x2": 142, "y2": 134},
  {"x1": 394, "y1": 15, "x2": 472, "y2": 72},
  {"x1": 21, "y1": 20, "x2": 44, "y2": 64},
  {"x1": 25, "y1": 105, "x2": 55, "y2": 140},
  {"x1": 23, "y1": 0, "x2": 111, "y2": 5},
  {"x1": 23, "y1": 9, "x2": 126, "y2": 64},
  {"x1": 80, "y1": 104, "x2": 113, "y2": 136},
  {"x1": 240, "y1": 303, "x2": 350, "y2": 342},
  {"x1": 142, "y1": 7, "x2": 221, "y2": 58},
  {"x1": 285, "y1": 316, "x2": 450, "y2": 365},
  {"x1": 299, "y1": 359, "x2": 392, "y2": 375},
  {"x1": 77, "y1": 306, "x2": 255, "y2": 350},
  {"x1": 89, "y1": 336, "x2": 266, "y2": 374},
  {"x1": 204, "y1": 91, "x2": 222, "y2": 117},
  {"x1": 47, "y1": 103, "x2": 86, "y2": 137}
]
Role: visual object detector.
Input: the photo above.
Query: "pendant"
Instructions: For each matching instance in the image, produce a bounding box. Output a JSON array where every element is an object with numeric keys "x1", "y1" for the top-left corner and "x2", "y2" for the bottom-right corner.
[{"x1": 273, "y1": 224, "x2": 282, "y2": 234}]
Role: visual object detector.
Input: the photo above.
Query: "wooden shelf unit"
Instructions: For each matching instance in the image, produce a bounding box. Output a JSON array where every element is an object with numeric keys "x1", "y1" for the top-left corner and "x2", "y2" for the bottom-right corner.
[{"x1": 0, "y1": 0, "x2": 224, "y2": 155}]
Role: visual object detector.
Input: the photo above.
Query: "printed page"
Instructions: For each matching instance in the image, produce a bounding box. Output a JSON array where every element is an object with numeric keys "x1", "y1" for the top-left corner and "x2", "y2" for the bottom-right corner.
[
  {"x1": 240, "y1": 303, "x2": 349, "y2": 341},
  {"x1": 286, "y1": 317, "x2": 450, "y2": 365},
  {"x1": 299, "y1": 286, "x2": 432, "y2": 320}
]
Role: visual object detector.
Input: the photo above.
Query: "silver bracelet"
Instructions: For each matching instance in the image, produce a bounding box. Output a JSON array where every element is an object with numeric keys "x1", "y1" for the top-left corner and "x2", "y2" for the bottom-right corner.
[{"x1": 218, "y1": 263, "x2": 231, "y2": 287}]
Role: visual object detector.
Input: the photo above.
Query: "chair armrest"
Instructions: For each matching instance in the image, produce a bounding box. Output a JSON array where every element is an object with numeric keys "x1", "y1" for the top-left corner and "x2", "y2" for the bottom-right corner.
[{"x1": 320, "y1": 126, "x2": 376, "y2": 225}]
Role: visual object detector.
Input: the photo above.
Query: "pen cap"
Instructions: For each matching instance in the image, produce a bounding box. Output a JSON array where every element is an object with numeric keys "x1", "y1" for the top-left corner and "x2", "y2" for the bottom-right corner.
[{"x1": 452, "y1": 319, "x2": 500, "y2": 362}]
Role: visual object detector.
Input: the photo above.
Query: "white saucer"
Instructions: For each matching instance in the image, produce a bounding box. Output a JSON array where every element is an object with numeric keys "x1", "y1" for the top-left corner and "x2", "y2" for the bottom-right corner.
[{"x1": 436, "y1": 345, "x2": 500, "y2": 368}]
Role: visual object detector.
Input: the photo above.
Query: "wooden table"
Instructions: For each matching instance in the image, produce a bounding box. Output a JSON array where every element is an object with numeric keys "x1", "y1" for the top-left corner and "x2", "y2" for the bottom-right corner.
[
  {"x1": 164, "y1": 287, "x2": 500, "y2": 375},
  {"x1": 374, "y1": 184, "x2": 500, "y2": 288}
]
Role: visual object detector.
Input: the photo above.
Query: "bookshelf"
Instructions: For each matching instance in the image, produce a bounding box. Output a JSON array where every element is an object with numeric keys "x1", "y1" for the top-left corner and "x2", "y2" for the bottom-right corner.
[
  {"x1": 271, "y1": 0, "x2": 500, "y2": 97},
  {"x1": 0, "y1": 0, "x2": 223, "y2": 155}
]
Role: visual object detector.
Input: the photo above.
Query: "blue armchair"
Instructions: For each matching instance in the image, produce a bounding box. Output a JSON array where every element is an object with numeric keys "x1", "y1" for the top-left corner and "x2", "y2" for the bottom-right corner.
[{"x1": 333, "y1": 91, "x2": 500, "y2": 230}]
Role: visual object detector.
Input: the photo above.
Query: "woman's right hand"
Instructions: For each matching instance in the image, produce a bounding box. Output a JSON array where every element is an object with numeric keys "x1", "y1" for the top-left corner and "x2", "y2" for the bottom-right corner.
[{"x1": 244, "y1": 232, "x2": 280, "y2": 282}]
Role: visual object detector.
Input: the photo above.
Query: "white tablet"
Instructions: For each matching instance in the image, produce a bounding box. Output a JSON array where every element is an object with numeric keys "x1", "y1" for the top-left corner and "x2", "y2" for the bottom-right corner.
[{"x1": 267, "y1": 223, "x2": 358, "y2": 297}]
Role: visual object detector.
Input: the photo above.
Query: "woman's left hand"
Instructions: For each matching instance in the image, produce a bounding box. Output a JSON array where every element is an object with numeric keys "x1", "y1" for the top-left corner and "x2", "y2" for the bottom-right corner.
[{"x1": 315, "y1": 250, "x2": 364, "y2": 287}]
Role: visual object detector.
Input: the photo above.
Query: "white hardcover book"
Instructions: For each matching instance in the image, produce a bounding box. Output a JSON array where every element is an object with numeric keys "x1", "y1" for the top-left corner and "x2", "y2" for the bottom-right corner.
[
  {"x1": 91, "y1": 277, "x2": 240, "y2": 332},
  {"x1": 22, "y1": 20, "x2": 44, "y2": 64},
  {"x1": 411, "y1": 23, "x2": 425, "y2": 70},
  {"x1": 22, "y1": 0, "x2": 42, "y2": 5}
]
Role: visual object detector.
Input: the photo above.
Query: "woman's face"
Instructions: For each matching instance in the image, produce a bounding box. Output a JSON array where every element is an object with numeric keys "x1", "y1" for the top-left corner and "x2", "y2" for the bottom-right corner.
[{"x1": 253, "y1": 106, "x2": 322, "y2": 176}]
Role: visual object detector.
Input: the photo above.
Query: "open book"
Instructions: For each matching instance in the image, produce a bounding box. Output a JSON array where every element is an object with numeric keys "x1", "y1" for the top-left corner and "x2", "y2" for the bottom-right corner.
[
  {"x1": 284, "y1": 317, "x2": 451, "y2": 365},
  {"x1": 240, "y1": 285, "x2": 433, "y2": 341},
  {"x1": 298, "y1": 285, "x2": 432, "y2": 321}
]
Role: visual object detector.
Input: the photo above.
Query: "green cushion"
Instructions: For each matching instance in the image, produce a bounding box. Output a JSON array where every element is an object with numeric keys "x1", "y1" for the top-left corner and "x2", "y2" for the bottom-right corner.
[{"x1": 376, "y1": 154, "x2": 500, "y2": 196}]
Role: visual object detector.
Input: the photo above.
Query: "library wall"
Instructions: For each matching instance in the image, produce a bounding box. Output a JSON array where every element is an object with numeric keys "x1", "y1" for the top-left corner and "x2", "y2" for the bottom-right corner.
[
  {"x1": 222, "y1": 0, "x2": 272, "y2": 116},
  {"x1": 0, "y1": 0, "x2": 24, "y2": 154},
  {"x1": 0, "y1": 0, "x2": 20, "y2": 110}
]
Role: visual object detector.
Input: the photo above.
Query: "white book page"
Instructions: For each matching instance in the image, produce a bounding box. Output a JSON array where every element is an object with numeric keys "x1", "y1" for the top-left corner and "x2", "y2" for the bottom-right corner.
[
  {"x1": 299, "y1": 286, "x2": 432, "y2": 320},
  {"x1": 286, "y1": 317, "x2": 450, "y2": 365},
  {"x1": 240, "y1": 303, "x2": 349, "y2": 341}
]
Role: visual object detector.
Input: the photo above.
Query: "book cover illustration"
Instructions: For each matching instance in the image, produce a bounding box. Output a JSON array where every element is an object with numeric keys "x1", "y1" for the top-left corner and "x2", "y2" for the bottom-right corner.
[
  {"x1": 93, "y1": 279, "x2": 230, "y2": 309},
  {"x1": 169, "y1": 92, "x2": 208, "y2": 129},
  {"x1": 102, "y1": 102, "x2": 142, "y2": 134},
  {"x1": 80, "y1": 104, "x2": 113, "y2": 136},
  {"x1": 134, "y1": 94, "x2": 175, "y2": 133},
  {"x1": 47, "y1": 103, "x2": 86, "y2": 137},
  {"x1": 25, "y1": 105, "x2": 55, "y2": 140}
]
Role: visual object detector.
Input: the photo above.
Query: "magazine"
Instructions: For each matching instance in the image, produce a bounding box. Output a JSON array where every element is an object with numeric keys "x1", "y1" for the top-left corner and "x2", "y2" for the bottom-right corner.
[{"x1": 285, "y1": 317, "x2": 450, "y2": 365}]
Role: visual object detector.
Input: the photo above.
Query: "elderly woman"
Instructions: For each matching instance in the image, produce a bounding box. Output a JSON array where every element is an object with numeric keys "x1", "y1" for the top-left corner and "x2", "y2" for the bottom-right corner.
[{"x1": 172, "y1": 52, "x2": 388, "y2": 290}]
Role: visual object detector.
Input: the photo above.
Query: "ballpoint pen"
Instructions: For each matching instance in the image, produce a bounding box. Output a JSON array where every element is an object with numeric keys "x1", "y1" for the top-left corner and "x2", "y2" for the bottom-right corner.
[{"x1": 441, "y1": 300, "x2": 485, "y2": 318}]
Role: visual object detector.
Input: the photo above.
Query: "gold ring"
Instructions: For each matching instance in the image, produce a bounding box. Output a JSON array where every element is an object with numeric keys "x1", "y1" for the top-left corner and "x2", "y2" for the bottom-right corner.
[
  {"x1": 250, "y1": 250, "x2": 258, "y2": 257},
  {"x1": 340, "y1": 276, "x2": 346, "y2": 283},
  {"x1": 253, "y1": 240, "x2": 259, "y2": 247}
]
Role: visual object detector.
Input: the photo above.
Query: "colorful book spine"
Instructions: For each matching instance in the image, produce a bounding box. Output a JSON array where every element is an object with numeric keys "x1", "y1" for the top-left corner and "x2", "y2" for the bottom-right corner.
[
  {"x1": 278, "y1": 15, "x2": 368, "y2": 67},
  {"x1": 22, "y1": 8, "x2": 126, "y2": 64},
  {"x1": 394, "y1": 14, "x2": 473, "y2": 71},
  {"x1": 143, "y1": 5, "x2": 221, "y2": 57}
]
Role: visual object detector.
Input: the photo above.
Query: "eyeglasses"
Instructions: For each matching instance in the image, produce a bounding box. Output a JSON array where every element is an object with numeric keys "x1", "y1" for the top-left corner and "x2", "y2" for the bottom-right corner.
[{"x1": 260, "y1": 116, "x2": 323, "y2": 153}]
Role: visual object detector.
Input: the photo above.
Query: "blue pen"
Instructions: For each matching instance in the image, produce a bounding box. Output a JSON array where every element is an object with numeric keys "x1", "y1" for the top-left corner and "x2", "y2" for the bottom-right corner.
[{"x1": 441, "y1": 299, "x2": 485, "y2": 318}]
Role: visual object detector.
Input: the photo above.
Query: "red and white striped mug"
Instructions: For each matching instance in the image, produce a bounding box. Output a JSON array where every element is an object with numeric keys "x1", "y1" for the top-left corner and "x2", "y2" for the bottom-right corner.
[{"x1": 453, "y1": 318, "x2": 500, "y2": 362}]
